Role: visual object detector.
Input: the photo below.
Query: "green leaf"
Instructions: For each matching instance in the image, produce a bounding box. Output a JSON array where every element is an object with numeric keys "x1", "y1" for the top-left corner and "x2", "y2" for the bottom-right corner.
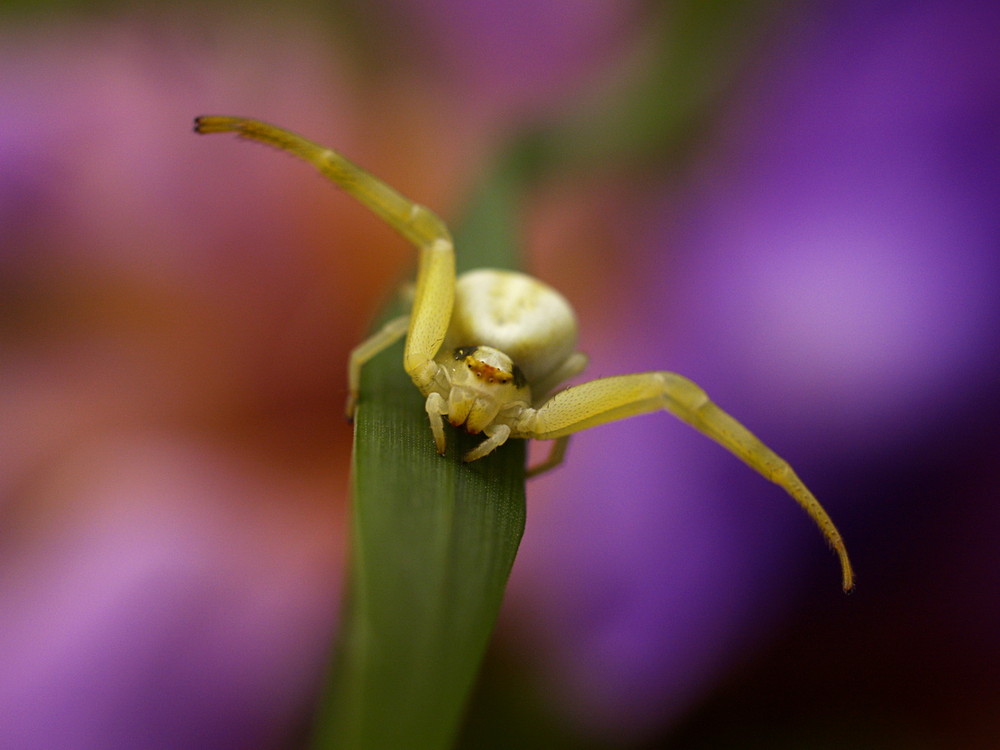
[{"x1": 311, "y1": 154, "x2": 528, "y2": 749}]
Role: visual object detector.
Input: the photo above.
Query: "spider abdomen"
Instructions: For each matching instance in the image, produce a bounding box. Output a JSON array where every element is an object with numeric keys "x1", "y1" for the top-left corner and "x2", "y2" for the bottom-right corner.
[{"x1": 447, "y1": 269, "x2": 577, "y2": 382}]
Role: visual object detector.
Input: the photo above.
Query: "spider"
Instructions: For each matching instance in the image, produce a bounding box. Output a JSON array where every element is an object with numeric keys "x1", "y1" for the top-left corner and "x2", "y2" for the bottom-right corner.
[{"x1": 194, "y1": 116, "x2": 854, "y2": 592}]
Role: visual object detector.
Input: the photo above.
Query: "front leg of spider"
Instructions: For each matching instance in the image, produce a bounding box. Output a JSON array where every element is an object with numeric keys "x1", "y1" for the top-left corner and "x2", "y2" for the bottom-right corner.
[
  {"x1": 512, "y1": 371, "x2": 854, "y2": 592},
  {"x1": 194, "y1": 116, "x2": 853, "y2": 592},
  {"x1": 194, "y1": 115, "x2": 456, "y2": 440}
]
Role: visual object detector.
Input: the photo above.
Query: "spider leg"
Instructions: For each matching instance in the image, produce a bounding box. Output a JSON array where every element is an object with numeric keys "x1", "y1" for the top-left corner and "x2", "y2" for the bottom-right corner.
[
  {"x1": 194, "y1": 116, "x2": 454, "y2": 390},
  {"x1": 517, "y1": 372, "x2": 854, "y2": 592},
  {"x1": 425, "y1": 392, "x2": 449, "y2": 454},
  {"x1": 463, "y1": 423, "x2": 512, "y2": 463},
  {"x1": 525, "y1": 436, "x2": 570, "y2": 478},
  {"x1": 346, "y1": 314, "x2": 409, "y2": 418}
]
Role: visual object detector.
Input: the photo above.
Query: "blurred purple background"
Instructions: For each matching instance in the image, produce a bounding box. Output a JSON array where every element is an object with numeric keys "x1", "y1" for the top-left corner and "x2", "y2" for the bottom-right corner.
[{"x1": 2, "y1": 1, "x2": 997, "y2": 747}]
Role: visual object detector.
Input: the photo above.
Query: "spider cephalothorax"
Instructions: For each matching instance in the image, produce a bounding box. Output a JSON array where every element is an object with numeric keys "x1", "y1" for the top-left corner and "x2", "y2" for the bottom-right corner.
[{"x1": 194, "y1": 115, "x2": 854, "y2": 592}]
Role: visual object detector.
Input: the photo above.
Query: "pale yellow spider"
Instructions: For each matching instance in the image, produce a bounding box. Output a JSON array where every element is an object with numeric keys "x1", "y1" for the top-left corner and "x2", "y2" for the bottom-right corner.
[{"x1": 194, "y1": 116, "x2": 854, "y2": 592}]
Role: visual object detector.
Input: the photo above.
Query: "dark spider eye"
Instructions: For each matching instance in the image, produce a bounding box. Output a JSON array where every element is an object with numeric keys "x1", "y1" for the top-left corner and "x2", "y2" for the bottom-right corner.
[{"x1": 454, "y1": 346, "x2": 478, "y2": 360}]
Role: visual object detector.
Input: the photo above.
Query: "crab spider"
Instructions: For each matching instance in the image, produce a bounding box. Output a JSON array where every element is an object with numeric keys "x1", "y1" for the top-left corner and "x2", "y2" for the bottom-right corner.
[{"x1": 194, "y1": 116, "x2": 854, "y2": 592}]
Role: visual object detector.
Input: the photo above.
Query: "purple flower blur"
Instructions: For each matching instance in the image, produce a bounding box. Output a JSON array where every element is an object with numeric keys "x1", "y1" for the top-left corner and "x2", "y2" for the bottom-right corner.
[
  {"x1": 0, "y1": 437, "x2": 338, "y2": 749},
  {"x1": 506, "y1": 0, "x2": 1000, "y2": 743}
]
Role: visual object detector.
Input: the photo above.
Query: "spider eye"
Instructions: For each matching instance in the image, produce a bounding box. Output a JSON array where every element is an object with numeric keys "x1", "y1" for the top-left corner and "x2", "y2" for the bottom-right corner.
[{"x1": 454, "y1": 346, "x2": 478, "y2": 360}]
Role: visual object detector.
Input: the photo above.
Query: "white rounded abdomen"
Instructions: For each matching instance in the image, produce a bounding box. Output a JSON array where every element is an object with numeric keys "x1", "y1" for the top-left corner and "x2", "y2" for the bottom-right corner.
[{"x1": 447, "y1": 269, "x2": 578, "y2": 382}]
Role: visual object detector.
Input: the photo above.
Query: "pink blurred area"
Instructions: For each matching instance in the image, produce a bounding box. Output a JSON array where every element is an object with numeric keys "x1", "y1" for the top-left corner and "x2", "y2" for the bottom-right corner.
[{"x1": 1, "y1": 15, "x2": 369, "y2": 747}]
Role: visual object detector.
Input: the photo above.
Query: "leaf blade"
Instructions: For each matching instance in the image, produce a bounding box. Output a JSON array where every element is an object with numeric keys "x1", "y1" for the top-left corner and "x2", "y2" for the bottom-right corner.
[{"x1": 312, "y1": 154, "x2": 528, "y2": 750}]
